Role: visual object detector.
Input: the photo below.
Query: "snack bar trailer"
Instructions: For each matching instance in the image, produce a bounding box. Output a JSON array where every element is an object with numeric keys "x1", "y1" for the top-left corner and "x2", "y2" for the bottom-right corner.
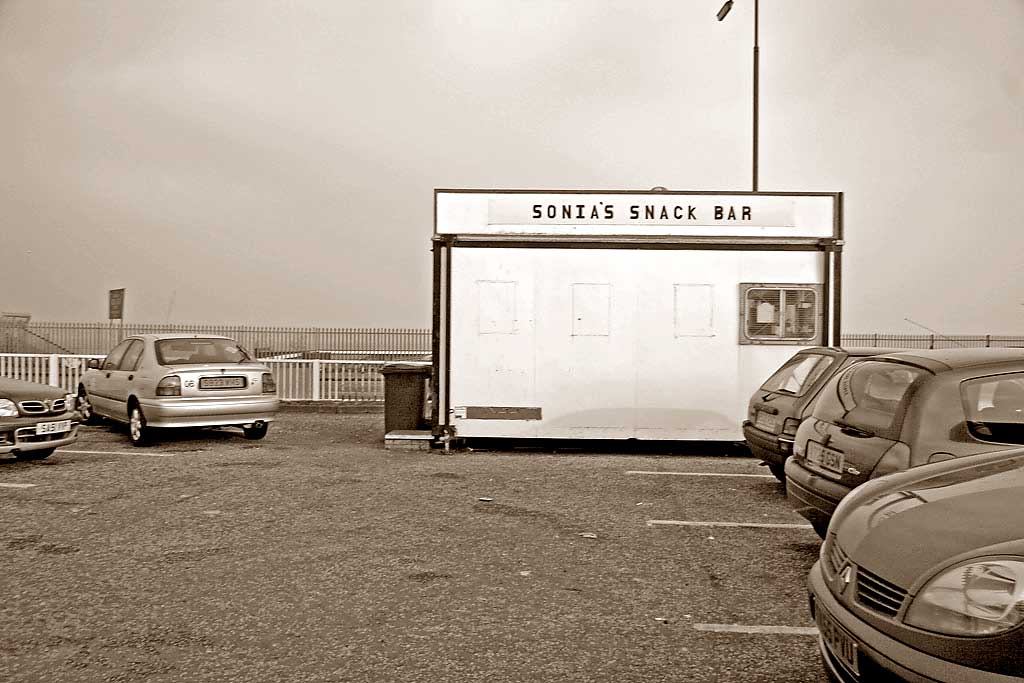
[{"x1": 430, "y1": 189, "x2": 842, "y2": 443}]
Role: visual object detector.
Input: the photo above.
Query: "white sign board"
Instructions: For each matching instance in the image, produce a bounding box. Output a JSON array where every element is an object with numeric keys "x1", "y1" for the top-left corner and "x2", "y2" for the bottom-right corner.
[{"x1": 436, "y1": 191, "x2": 836, "y2": 239}]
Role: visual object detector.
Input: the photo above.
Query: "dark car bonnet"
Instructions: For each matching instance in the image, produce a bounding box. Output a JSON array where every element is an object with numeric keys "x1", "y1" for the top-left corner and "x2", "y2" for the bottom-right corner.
[
  {"x1": 0, "y1": 377, "x2": 67, "y2": 402},
  {"x1": 836, "y1": 452, "x2": 1024, "y2": 588}
]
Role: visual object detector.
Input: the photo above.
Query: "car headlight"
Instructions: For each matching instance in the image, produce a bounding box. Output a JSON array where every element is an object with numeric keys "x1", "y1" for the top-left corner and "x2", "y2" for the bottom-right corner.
[
  {"x1": 65, "y1": 393, "x2": 76, "y2": 409},
  {"x1": 0, "y1": 398, "x2": 18, "y2": 417},
  {"x1": 904, "y1": 558, "x2": 1024, "y2": 636}
]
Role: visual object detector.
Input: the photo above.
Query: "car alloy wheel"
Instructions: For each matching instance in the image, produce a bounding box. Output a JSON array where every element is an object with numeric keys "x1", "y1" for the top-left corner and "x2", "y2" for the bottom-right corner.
[
  {"x1": 77, "y1": 388, "x2": 97, "y2": 424},
  {"x1": 129, "y1": 405, "x2": 150, "y2": 447}
]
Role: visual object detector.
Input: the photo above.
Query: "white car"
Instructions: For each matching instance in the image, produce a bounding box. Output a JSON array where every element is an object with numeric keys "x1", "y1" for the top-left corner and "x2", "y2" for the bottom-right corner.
[{"x1": 77, "y1": 334, "x2": 279, "y2": 446}]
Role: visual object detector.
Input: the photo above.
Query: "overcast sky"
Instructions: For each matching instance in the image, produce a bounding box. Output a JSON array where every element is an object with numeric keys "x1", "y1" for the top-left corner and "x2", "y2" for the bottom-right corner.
[{"x1": 2, "y1": 0, "x2": 1022, "y2": 334}]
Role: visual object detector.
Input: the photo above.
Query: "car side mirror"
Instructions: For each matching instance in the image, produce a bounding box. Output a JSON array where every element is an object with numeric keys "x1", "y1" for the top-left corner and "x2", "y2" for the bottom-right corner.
[{"x1": 87, "y1": 359, "x2": 101, "y2": 370}]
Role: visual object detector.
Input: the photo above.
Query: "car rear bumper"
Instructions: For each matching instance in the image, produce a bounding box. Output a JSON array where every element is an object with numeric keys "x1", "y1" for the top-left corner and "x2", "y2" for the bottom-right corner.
[
  {"x1": 742, "y1": 422, "x2": 791, "y2": 466},
  {"x1": 808, "y1": 560, "x2": 1016, "y2": 683},
  {"x1": 785, "y1": 458, "x2": 850, "y2": 527},
  {"x1": 138, "y1": 396, "x2": 279, "y2": 428}
]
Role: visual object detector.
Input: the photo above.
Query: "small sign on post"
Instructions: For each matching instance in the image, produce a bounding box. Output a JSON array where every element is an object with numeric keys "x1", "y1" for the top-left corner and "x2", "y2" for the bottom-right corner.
[{"x1": 108, "y1": 288, "x2": 125, "y2": 320}]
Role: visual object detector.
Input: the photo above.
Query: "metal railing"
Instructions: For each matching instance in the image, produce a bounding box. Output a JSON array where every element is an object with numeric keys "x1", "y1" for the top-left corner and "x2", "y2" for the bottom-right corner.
[
  {"x1": 841, "y1": 334, "x2": 1024, "y2": 350},
  {"x1": 0, "y1": 353, "x2": 400, "y2": 402},
  {"x1": 0, "y1": 322, "x2": 432, "y2": 356}
]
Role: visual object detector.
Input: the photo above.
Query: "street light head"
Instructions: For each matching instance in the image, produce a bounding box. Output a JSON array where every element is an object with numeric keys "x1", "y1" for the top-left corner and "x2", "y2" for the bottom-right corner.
[{"x1": 717, "y1": 0, "x2": 733, "y2": 21}]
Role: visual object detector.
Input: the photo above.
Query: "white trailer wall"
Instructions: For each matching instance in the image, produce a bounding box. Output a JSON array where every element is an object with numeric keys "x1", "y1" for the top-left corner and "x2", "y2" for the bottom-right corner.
[{"x1": 449, "y1": 248, "x2": 822, "y2": 440}]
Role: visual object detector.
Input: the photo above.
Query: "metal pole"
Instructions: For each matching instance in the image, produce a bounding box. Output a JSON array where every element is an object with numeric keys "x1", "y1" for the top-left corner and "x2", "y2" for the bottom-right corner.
[{"x1": 752, "y1": 0, "x2": 759, "y2": 192}]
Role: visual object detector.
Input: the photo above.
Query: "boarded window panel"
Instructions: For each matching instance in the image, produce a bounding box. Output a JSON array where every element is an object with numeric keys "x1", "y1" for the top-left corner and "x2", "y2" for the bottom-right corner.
[
  {"x1": 478, "y1": 280, "x2": 517, "y2": 334},
  {"x1": 572, "y1": 283, "x2": 610, "y2": 336},
  {"x1": 674, "y1": 284, "x2": 715, "y2": 337}
]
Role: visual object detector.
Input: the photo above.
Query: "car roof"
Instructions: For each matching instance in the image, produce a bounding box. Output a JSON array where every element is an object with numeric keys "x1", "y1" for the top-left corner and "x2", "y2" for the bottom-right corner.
[
  {"x1": 838, "y1": 347, "x2": 903, "y2": 357},
  {"x1": 129, "y1": 333, "x2": 236, "y2": 342},
  {"x1": 870, "y1": 347, "x2": 1024, "y2": 372},
  {"x1": 794, "y1": 346, "x2": 901, "y2": 357}
]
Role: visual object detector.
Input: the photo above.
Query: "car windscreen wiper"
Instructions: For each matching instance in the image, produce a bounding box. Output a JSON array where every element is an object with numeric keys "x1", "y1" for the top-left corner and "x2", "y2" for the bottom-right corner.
[{"x1": 834, "y1": 419, "x2": 875, "y2": 438}]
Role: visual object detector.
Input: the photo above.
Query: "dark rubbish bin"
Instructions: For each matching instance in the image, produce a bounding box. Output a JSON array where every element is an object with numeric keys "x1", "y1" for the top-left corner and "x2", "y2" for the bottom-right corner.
[{"x1": 380, "y1": 363, "x2": 432, "y2": 432}]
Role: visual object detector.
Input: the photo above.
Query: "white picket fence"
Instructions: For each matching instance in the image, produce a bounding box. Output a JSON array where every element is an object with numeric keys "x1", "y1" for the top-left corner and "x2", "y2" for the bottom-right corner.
[{"x1": 0, "y1": 353, "x2": 418, "y2": 402}]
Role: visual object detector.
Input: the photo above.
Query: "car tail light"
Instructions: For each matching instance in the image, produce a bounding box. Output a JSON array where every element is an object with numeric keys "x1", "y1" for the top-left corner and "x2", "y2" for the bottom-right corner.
[
  {"x1": 156, "y1": 375, "x2": 181, "y2": 396},
  {"x1": 782, "y1": 418, "x2": 801, "y2": 437},
  {"x1": 870, "y1": 441, "x2": 911, "y2": 479},
  {"x1": 261, "y1": 373, "x2": 276, "y2": 394}
]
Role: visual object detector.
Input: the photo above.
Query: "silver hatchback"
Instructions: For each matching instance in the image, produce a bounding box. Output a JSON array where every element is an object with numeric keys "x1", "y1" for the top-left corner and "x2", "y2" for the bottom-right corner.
[{"x1": 78, "y1": 334, "x2": 279, "y2": 446}]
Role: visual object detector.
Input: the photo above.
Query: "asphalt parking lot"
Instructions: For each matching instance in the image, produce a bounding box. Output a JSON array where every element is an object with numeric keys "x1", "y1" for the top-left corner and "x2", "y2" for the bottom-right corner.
[{"x1": 1, "y1": 411, "x2": 828, "y2": 683}]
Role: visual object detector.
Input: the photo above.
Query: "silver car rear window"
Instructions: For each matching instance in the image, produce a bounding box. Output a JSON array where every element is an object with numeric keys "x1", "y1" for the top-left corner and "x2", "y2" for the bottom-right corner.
[
  {"x1": 156, "y1": 339, "x2": 251, "y2": 365},
  {"x1": 759, "y1": 353, "x2": 834, "y2": 397}
]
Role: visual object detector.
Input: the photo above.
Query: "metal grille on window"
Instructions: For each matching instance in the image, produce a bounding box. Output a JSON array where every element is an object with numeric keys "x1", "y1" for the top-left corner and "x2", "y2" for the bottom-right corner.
[{"x1": 740, "y1": 283, "x2": 821, "y2": 345}]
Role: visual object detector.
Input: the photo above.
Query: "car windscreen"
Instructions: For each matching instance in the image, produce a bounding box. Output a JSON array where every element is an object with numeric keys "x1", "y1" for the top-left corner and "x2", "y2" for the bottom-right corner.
[
  {"x1": 155, "y1": 338, "x2": 251, "y2": 365},
  {"x1": 759, "y1": 353, "x2": 835, "y2": 397},
  {"x1": 812, "y1": 361, "x2": 928, "y2": 439},
  {"x1": 962, "y1": 373, "x2": 1024, "y2": 444}
]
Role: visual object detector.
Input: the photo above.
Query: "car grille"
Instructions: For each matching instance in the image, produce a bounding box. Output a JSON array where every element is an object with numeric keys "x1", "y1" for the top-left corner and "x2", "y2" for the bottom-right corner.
[
  {"x1": 18, "y1": 398, "x2": 68, "y2": 415},
  {"x1": 856, "y1": 566, "x2": 908, "y2": 617},
  {"x1": 823, "y1": 534, "x2": 848, "y2": 576},
  {"x1": 825, "y1": 537, "x2": 909, "y2": 619}
]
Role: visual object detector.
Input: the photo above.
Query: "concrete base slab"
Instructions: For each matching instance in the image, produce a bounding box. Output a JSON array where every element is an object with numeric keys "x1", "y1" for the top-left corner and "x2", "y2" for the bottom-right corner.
[{"x1": 384, "y1": 430, "x2": 434, "y2": 451}]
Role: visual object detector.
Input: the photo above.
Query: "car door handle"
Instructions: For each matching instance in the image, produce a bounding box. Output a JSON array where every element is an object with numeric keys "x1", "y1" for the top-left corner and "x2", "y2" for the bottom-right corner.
[
  {"x1": 105, "y1": 372, "x2": 111, "y2": 378},
  {"x1": 128, "y1": 375, "x2": 134, "y2": 381}
]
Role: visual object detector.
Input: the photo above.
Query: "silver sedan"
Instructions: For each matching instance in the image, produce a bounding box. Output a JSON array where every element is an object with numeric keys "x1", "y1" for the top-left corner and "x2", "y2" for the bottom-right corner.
[{"x1": 77, "y1": 334, "x2": 279, "y2": 446}]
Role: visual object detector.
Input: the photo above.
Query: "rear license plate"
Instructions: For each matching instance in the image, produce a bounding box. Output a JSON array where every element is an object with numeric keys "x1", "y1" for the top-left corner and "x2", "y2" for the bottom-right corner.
[
  {"x1": 807, "y1": 440, "x2": 845, "y2": 475},
  {"x1": 754, "y1": 411, "x2": 779, "y2": 432},
  {"x1": 816, "y1": 603, "x2": 860, "y2": 676},
  {"x1": 199, "y1": 376, "x2": 246, "y2": 390},
  {"x1": 36, "y1": 420, "x2": 71, "y2": 435}
]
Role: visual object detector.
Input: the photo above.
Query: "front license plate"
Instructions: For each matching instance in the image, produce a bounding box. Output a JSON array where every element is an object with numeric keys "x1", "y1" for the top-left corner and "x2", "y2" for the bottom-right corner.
[
  {"x1": 754, "y1": 411, "x2": 779, "y2": 432},
  {"x1": 807, "y1": 440, "x2": 845, "y2": 474},
  {"x1": 199, "y1": 376, "x2": 246, "y2": 389},
  {"x1": 36, "y1": 420, "x2": 71, "y2": 435},
  {"x1": 817, "y1": 603, "x2": 860, "y2": 676}
]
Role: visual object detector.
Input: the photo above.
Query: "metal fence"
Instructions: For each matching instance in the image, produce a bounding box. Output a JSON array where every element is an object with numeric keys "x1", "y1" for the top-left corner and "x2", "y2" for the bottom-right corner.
[
  {"x1": 0, "y1": 322, "x2": 432, "y2": 356},
  {"x1": 0, "y1": 354, "x2": 395, "y2": 403},
  {"x1": 841, "y1": 334, "x2": 1024, "y2": 349}
]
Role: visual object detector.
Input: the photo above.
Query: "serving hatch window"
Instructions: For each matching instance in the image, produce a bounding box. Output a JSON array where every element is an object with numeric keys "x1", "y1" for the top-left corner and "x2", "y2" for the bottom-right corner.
[
  {"x1": 156, "y1": 338, "x2": 251, "y2": 365},
  {"x1": 740, "y1": 283, "x2": 822, "y2": 345}
]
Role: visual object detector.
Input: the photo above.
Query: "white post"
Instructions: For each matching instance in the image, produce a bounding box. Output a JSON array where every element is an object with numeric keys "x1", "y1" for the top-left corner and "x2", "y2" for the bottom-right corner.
[
  {"x1": 49, "y1": 354, "x2": 60, "y2": 387},
  {"x1": 311, "y1": 360, "x2": 321, "y2": 401}
]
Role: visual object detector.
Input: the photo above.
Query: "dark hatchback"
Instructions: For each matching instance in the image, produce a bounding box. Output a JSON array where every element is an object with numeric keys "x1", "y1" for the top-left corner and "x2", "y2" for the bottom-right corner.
[
  {"x1": 809, "y1": 447, "x2": 1024, "y2": 682},
  {"x1": 743, "y1": 347, "x2": 893, "y2": 482},
  {"x1": 0, "y1": 376, "x2": 79, "y2": 460},
  {"x1": 786, "y1": 348, "x2": 1024, "y2": 536}
]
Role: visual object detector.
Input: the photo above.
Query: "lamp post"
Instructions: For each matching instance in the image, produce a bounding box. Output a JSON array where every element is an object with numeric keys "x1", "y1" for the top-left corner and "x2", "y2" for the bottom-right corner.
[{"x1": 717, "y1": 0, "x2": 759, "y2": 192}]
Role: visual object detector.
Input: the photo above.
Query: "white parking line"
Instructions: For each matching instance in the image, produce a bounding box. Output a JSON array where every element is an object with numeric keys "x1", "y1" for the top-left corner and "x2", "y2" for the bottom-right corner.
[
  {"x1": 0, "y1": 482, "x2": 38, "y2": 488},
  {"x1": 627, "y1": 470, "x2": 775, "y2": 479},
  {"x1": 60, "y1": 449, "x2": 177, "y2": 457},
  {"x1": 693, "y1": 623, "x2": 818, "y2": 636},
  {"x1": 647, "y1": 520, "x2": 813, "y2": 530}
]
